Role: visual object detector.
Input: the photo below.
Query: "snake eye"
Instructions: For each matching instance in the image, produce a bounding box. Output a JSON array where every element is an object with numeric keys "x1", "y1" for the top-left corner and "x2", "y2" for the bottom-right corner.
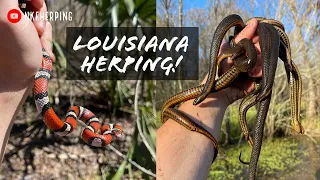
[{"x1": 111, "y1": 127, "x2": 123, "y2": 137}]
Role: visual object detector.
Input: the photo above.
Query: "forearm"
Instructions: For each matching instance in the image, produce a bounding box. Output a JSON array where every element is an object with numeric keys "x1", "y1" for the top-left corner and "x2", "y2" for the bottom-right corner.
[
  {"x1": 0, "y1": 80, "x2": 33, "y2": 163},
  {"x1": 0, "y1": 0, "x2": 52, "y2": 164},
  {"x1": 156, "y1": 90, "x2": 229, "y2": 180}
]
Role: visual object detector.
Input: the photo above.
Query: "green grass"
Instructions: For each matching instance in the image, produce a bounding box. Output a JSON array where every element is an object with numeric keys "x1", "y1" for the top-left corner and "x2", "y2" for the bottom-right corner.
[
  {"x1": 221, "y1": 104, "x2": 257, "y2": 142},
  {"x1": 208, "y1": 138, "x2": 305, "y2": 179}
]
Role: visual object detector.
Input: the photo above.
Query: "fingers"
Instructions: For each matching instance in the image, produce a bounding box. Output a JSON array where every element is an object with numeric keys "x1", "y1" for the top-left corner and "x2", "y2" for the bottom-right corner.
[
  {"x1": 32, "y1": 1, "x2": 47, "y2": 36},
  {"x1": 29, "y1": 0, "x2": 44, "y2": 10},
  {"x1": 219, "y1": 41, "x2": 230, "y2": 52},
  {"x1": 40, "y1": 22, "x2": 55, "y2": 61},
  {"x1": 241, "y1": 80, "x2": 256, "y2": 93},
  {"x1": 0, "y1": 0, "x2": 18, "y2": 11},
  {"x1": 250, "y1": 35, "x2": 263, "y2": 78},
  {"x1": 27, "y1": 0, "x2": 54, "y2": 60},
  {"x1": 204, "y1": 18, "x2": 264, "y2": 99},
  {"x1": 234, "y1": 18, "x2": 258, "y2": 43},
  {"x1": 248, "y1": 54, "x2": 262, "y2": 77},
  {"x1": 221, "y1": 85, "x2": 248, "y2": 104},
  {"x1": 233, "y1": 18, "x2": 262, "y2": 92},
  {"x1": 225, "y1": 80, "x2": 256, "y2": 102},
  {"x1": 252, "y1": 35, "x2": 259, "y2": 44},
  {"x1": 219, "y1": 42, "x2": 233, "y2": 74},
  {"x1": 219, "y1": 18, "x2": 260, "y2": 76},
  {"x1": 233, "y1": 19, "x2": 263, "y2": 79}
]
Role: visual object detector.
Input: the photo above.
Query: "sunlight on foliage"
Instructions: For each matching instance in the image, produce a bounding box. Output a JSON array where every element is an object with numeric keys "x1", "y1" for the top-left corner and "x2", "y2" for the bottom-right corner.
[{"x1": 209, "y1": 139, "x2": 305, "y2": 179}]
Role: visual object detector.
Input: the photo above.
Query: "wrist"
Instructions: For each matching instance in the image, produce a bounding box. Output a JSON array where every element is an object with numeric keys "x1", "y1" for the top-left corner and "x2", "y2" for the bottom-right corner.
[{"x1": 178, "y1": 90, "x2": 229, "y2": 140}]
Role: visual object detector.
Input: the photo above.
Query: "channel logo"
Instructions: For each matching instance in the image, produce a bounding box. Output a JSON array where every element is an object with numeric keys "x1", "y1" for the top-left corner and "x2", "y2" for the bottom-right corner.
[{"x1": 7, "y1": 9, "x2": 22, "y2": 23}]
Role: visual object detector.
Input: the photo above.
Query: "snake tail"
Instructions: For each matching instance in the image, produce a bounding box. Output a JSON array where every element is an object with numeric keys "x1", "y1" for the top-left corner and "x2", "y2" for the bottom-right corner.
[{"x1": 239, "y1": 152, "x2": 250, "y2": 165}]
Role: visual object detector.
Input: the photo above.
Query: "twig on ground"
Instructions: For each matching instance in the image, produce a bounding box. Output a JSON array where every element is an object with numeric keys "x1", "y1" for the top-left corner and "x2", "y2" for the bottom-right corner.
[{"x1": 107, "y1": 144, "x2": 156, "y2": 177}]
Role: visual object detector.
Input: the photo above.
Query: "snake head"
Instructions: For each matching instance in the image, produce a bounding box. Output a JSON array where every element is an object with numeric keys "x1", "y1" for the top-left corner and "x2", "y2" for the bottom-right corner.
[
  {"x1": 101, "y1": 124, "x2": 123, "y2": 137},
  {"x1": 233, "y1": 54, "x2": 256, "y2": 72},
  {"x1": 233, "y1": 38, "x2": 257, "y2": 72},
  {"x1": 112, "y1": 124, "x2": 123, "y2": 137},
  {"x1": 193, "y1": 94, "x2": 207, "y2": 105}
]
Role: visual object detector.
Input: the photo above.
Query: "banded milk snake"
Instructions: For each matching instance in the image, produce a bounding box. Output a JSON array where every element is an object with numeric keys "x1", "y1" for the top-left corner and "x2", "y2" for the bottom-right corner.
[{"x1": 34, "y1": 48, "x2": 123, "y2": 147}]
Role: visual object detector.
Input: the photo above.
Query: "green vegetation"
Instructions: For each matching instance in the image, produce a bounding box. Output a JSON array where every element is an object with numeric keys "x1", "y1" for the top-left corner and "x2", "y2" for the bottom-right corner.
[
  {"x1": 3, "y1": 0, "x2": 319, "y2": 179},
  {"x1": 209, "y1": 139, "x2": 305, "y2": 179}
]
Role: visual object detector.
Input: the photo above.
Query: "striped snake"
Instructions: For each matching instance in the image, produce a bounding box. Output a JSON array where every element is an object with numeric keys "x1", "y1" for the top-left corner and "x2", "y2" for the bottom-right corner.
[{"x1": 161, "y1": 14, "x2": 304, "y2": 179}]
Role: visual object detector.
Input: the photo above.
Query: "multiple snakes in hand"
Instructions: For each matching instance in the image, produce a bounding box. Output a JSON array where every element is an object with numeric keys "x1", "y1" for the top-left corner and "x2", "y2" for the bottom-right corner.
[
  {"x1": 160, "y1": 14, "x2": 304, "y2": 179},
  {"x1": 237, "y1": 18, "x2": 304, "y2": 179},
  {"x1": 18, "y1": 1, "x2": 123, "y2": 147},
  {"x1": 161, "y1": 29, "x2": 258, "y2": 161}
]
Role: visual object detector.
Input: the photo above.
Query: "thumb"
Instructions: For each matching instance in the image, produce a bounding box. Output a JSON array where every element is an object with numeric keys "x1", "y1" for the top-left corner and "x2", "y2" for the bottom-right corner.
[
  {"x1": 234, "y1": 18, "x2": 258, "y2": 42},
  {"x1": 40, "y1": 22, "x2": 55, "y2": 61}
]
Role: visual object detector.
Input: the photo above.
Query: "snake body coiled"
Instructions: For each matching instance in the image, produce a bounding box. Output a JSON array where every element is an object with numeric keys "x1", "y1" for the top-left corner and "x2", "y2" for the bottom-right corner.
[{"x1": 34, "y1": 48, "x2": 123, "y2": 147}]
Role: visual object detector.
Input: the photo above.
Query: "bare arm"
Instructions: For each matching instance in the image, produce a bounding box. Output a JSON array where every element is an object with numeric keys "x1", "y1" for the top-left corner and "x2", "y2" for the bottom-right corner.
[
  {"x1": 156, "y1": 18, "x2": 261, "y2": 180},
  {"x1": 0, "y1": 0, "x2": 54, "y2": 162},
  {"x1": 157, "y1": 90, "x2": 229, "y2": 179}
]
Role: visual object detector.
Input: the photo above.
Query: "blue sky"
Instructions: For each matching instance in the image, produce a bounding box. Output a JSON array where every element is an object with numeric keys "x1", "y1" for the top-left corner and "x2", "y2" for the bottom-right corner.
[
  {"x1": 157, "y1": 0, "x2": 296, "y2": 32},
  {"x1": 157, "y1": 0, "x2": 268, "y2": 16},
  {"x1": 183, "y1": 0, "x2": 276, "y2": 19}
]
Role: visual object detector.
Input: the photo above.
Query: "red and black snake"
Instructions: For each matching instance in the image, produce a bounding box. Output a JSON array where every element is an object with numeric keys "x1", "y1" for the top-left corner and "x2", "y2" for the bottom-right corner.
[
  {"x1": 34, "y1": 48, "x2": 123, "y2": 147},
  {"x1": 17, "y1": 0, "x2": 123, "y2": 147}
]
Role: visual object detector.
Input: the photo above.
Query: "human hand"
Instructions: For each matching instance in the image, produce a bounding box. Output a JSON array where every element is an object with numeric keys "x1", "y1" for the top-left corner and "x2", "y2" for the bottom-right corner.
[
  {"x1": 0, "y1": 0, "x2": 55, "y2": 162},
  {"x1": 0, "y1": 0, "x2": 54, "y2": 83},
  {"x1": 203, "y1": 18, "x2": 262, "y2": 105}
]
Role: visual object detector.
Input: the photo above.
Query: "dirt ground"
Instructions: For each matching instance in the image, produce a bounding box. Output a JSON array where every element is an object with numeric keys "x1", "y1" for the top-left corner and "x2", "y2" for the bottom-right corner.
[{"x1": 0, "y1": 117, "x2": 134, "y2": 180}]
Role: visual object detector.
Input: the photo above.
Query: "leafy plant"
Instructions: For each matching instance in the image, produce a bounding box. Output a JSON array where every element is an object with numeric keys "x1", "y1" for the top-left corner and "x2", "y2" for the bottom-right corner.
[{"x1": 209, "y1": 139, "x2": 305, "y2": 179}]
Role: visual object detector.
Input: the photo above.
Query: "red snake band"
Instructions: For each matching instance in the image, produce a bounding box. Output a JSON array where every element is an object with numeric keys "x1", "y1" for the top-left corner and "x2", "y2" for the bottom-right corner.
[{"x1": 34, "y1": 48, "x2": 123, "y2": 147}]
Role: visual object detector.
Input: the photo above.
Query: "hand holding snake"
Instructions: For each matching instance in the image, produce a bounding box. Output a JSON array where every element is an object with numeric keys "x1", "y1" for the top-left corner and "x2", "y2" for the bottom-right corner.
[
  {"x1": 216, "y1": 18, "x2": 262, "y2": 102},
  {"x1": 0, "y1": 0, "x2": 52, "y2": 82},
  {"x1": 16, "y1": 0, "x2": 123, "y2": 147},
  {"x1": 157, "y1": 22, "x2": 261, "y2": 178},
  {"x1": 160, "y1": 14, "x2": 303, "y2": 180},
  {"x1": 0, "y1": 0, "x2": 55, "y2": 162}
]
